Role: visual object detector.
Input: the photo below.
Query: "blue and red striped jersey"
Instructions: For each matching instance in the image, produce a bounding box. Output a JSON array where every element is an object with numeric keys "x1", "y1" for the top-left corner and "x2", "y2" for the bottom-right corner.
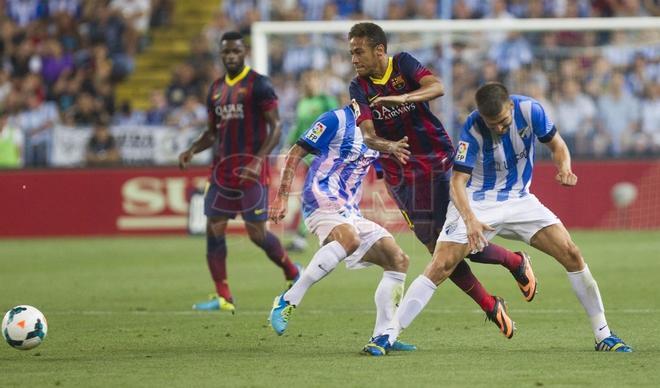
[
  {"x1": 349, "y1": 52, "x2": 454, "y2": 186},
  {"x1": 207, "y1": 66, "x2": 278, "y2": 187}
]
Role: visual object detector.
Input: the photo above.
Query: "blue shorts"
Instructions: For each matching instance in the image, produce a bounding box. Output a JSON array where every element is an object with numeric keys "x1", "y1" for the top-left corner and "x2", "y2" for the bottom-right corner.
[
  {"x1": 204, "y1": 182, "x2": 268, "y2": 222},
  {"x1": 387, "y1": 171, "x2": 451, "y2": 246}
]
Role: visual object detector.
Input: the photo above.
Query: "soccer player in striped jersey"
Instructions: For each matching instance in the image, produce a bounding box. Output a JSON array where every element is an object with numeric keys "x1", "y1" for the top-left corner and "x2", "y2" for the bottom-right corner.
[
  {"x1": 178, "y1": 31, "x2": 300, "y2": 313},
  {"x1": 268, "y1": 99, "x2": 417, "y2": 352},
  {"x1": 372, "y1": 83, "x2": 632, "y2": 353},
  {"x1": 348, "y1": 22, "x2": 533, "y2": 342}
]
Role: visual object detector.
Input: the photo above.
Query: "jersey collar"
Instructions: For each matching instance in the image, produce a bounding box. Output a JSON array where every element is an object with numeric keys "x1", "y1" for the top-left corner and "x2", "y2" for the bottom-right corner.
[
  {"x1": 369, "y1": 57, "x2": 393, "y2": 85},
  {"x1": 225, "y1": 66, "x2": 251, "y2": 86}
]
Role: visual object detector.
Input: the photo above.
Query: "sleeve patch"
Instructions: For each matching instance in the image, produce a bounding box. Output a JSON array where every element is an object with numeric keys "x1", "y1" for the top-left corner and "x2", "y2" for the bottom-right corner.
[
  {"x1": 305, "y1": 122, "x2": 327, "y2": 143},
  {"x1": 455, "y1": 141, "x2": 469, "y2": 162}
]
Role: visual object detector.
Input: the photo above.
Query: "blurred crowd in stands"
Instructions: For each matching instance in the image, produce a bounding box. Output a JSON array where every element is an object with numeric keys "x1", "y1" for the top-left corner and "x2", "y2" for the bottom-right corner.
[{"x1": 0, "y1": 0, "x2": 658, "y2": 168}]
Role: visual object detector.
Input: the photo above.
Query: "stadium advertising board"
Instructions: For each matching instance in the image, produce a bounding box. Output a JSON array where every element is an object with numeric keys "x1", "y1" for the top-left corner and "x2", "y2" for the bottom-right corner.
[{"x1": 0, "y1": 161, "x2": 658, "y2": 237}]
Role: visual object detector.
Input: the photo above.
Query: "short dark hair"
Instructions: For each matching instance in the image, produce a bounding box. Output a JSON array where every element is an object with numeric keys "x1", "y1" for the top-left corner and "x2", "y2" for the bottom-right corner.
[
  {"x1": 348, "y1": 22, "x2": 387, "y2": 52},
  {"x1": 220, "y1": 31, "x2": 243, "y2": 42},
  {"x1": 475, "y1": 82, "x2": 510, "y2": 117}
]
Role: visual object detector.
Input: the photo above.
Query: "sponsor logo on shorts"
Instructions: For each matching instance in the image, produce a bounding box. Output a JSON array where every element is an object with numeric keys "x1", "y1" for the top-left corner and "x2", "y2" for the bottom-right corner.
[
  {"x1": 456, "y1": 141, "x2": 469, "y2": 162},
  {"x1": 254, "y1": 209, "x2": 266, "y2": 215},
  {"x1": 444, "y1": 222, "x2": 457, "y2": 235},
  {"x1": 305, "y1": 121, "x2": 327, "y2": 143}
]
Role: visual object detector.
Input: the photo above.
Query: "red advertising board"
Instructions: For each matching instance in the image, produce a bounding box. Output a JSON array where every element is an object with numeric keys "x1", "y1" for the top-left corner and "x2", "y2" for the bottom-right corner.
[
  {"x1": 1, "y1": 160, "x2": 658, "y2": 237},
  {"x1": 0, "y1": 167, "x2": 209, "y2": 237}
]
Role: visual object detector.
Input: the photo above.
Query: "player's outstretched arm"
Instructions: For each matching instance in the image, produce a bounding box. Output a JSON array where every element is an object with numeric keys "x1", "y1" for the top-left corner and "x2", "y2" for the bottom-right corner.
[
  {"x1": 359, "y1": 119, "x2": 410, "y2": 164},
  {"x1": 450, "y1": 171, "x2": 494, "y2": 253},
  {"x1": 178, "y1": 125, "x2": 217, "y2": 170},
  {"x1": 269, "y1": 144, "x2": 309, "y2": 224},
  {"x1": 545, "y1": 133, "x2": 578, "y2": 186},
  {"x1": 369, "y1": 75, "x2": 444, "y2": 108}
]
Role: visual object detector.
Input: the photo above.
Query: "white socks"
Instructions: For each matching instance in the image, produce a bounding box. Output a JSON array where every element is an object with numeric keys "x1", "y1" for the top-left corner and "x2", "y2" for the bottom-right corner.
[
  {"x1": 383, "y1": 275, "x2": 437, "y2": 343},
  {"x1": 372, "y1": 271, "x2": 406, "y2": 337},
  {"x1": 284, "y1": 241, "x2": 346, "y2": 306},
  {"x1": 567, "y1": 265, "x2": 611, "y2": 342}
]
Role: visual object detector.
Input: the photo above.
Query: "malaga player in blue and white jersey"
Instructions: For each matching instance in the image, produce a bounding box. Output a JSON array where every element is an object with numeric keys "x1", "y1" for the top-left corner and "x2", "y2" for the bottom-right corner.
[
  {"x1": 268, "y1": 99, "x2": 417, "y2": 353},
  {"x1": 370, "y1": 83, "x2": 632, "y2": 354}
]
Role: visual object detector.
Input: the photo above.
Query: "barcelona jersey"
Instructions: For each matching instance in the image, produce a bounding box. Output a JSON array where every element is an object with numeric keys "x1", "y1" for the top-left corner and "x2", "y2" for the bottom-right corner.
[
  {"x1": 206, "y1": 66, "x2": 278, "y2": 187},
  {"x1": 349, "y1": 52, "x2": 454, "y2": 187}
]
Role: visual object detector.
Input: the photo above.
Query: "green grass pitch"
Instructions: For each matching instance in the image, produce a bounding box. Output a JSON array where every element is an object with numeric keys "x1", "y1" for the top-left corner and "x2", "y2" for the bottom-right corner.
[{"x1": 1, "y1": 231, "x2": 659, "y2": 387}]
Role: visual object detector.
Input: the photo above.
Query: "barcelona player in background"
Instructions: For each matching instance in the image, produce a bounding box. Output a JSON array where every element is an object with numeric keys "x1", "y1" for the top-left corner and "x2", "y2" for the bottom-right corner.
[
  {"x1": 348, "y1": 22, "x2": 535, "y2": 340},
  {"x1": 179, "y1": 31, "x2": 301, "y2": 312}
]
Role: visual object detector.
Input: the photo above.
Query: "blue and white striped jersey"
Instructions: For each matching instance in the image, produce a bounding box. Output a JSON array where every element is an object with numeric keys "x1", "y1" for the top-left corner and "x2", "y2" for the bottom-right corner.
[
  {"x1": 453, "y1": 95, "x2": 557, "y2": 202},
  {"x1": 296, "y1": 105, "x2": 379, "y2": 218}
]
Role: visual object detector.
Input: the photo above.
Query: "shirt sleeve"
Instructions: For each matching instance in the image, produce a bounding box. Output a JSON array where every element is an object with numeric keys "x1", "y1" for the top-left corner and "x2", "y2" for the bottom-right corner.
[
  {"x1": 206, "y1": 81, "x2": 216, "y2": 128},
  {"x1": 254, "y1": 75, "x2": 278, "y2": 112},
  {"x1": 396, "y1": 52, "x2": 433, "y2": 83},
  {"x1": 349, "y1": 78, "x2": 372, "y2": 126},
  {"x1": 530, "y1": 101, "x2": 557, "y2": 143},
  {"x1": 295, "y1": 111, "x2": 338, "y2": 156},
  {"x1": 453, "y1": 115, "x2": 480, "y2": 174}
]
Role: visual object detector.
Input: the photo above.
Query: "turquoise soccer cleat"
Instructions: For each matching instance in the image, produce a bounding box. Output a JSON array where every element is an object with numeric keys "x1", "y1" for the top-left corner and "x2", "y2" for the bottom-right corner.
[
  {"x1": 595, "y1": 333, "x2": 633, "y2": 352},
  {"x1": 270, "y1": 293, "x2": 295, "y2": 335},
  {"x1": 391, "y1": 340, "x2": 417, "y2": 351},
  {"x1": 362, "y1": 334, "x2": 391, "y2": 356},
  {"x1": 192, "y1": 294, "x2": 235, "y2": 314}
]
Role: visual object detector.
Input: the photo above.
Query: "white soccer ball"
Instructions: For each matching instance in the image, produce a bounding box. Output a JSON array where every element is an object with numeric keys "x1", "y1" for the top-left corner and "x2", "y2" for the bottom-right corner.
[
  {"x1": 611, "y1": 182, "x2": 638, "y2": 209},
  {"x1": 2, "y1": 305, "x2": 48, "y2": 350}
]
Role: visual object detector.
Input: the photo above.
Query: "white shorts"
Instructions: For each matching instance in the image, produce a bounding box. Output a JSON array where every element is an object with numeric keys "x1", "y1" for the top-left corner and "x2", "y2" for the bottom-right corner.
[
  {"x1": 305, "y1": 210, "x2": 392, "y2": 270},
  {"x1": 438, "y1": 194, "x2": 560, "y2": 245}
]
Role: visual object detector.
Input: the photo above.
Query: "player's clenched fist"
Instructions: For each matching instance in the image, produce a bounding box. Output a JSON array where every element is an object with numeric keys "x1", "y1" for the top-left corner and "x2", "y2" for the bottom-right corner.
[
  {"x1": 178, "y1": 149, "x2": 194, "y2": 170},
  {"x1": 269, "y1": 195, "x2": 288, "y2": 224},
  {"x1": 555, "y1": 170, "x2": 578, "y2": 186}
]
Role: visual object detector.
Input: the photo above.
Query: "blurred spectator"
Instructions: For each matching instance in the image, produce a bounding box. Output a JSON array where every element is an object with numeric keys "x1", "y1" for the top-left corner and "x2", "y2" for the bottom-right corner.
[
  {"x1": 0, "y1": 108, "x2": 24, "y2": 168},
  {"x1": 113, "y1": 100, "x2": 144, "y2": 125},
  {"x1": 17, "y1": 94, "x2": 60, "y2": 166},
  {"x1": 47, "y1": 0, "x2": 82, "y2": 19},
  {"x1": 166, "y1": 63, "x2": 202, "y2": 107},
  {"x1": 0, "y1": 69, "x2": 11, "y2": 106},
  {"x1": 585, "y1": 56, "x2": 613, "y2": 97},
  {"x1": 204, "y1": 9, "x2": 235, "y2": 60},
  {"x1": 40, "y1": 39, "x2": 74, "y2": 86},
  {"x1": 637, "y1": 82, "x2": 660, "y2": 153},
  {"x1": 486, "y1": 0, "x2": 515, "y2": 45},
  {"x1": 54, "y1": 13, "x2": 82, "y2": 52},
  {"x1": 166, "y1": 94, "x2": 206, "y2": 130},
  {"x1": 596, "y1": 72, "x2": 640, "y2": 155},
  {"x1": 109, "y1": 0, "x2": 151, "y2": 55},
  {"x1": 488, "y1": 32, "x2": 533, "y2": 73},
  {"x1": 6, "y1": 0, "x2": 47, "y2": 28},
  {"x1": 145, "y1": 89, "x2": 169, "y2": 125},
  {"x1": 64, "y1": 92, "x2": 102, "y2": 126},
  {"x1": 85, "y1": 118, "x2": 120, "y2": 167},
  {"x1": 282, "y1": 34, "x2": 328, "y2": 75},
  {"x1": 603, "y1": 31, "x2": 637, "y2": 67},
  {"x1": 149, "y1": 0, "x2": 173, "y2": 28},
  {"x1": 555, "y1": 79, "x2": 596, "y2": 156},
  {"x1": 222, "y1": 0, "x2": 258, "y2": 35}
]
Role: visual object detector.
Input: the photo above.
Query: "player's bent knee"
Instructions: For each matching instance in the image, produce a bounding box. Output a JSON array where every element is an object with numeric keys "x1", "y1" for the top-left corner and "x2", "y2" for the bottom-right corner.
[
  {"x1": 334, "y1": 232, "x2": 360, "y2": 255},
  {"x1": 390, "y1": 251, "x2": 409, "y2": 272},
  {"x1": 424, "y1": 258, "x2": 453, "y2": 284},
  {"x1": 556, "y1": 240, "x2": 584, "y2": 271}
]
